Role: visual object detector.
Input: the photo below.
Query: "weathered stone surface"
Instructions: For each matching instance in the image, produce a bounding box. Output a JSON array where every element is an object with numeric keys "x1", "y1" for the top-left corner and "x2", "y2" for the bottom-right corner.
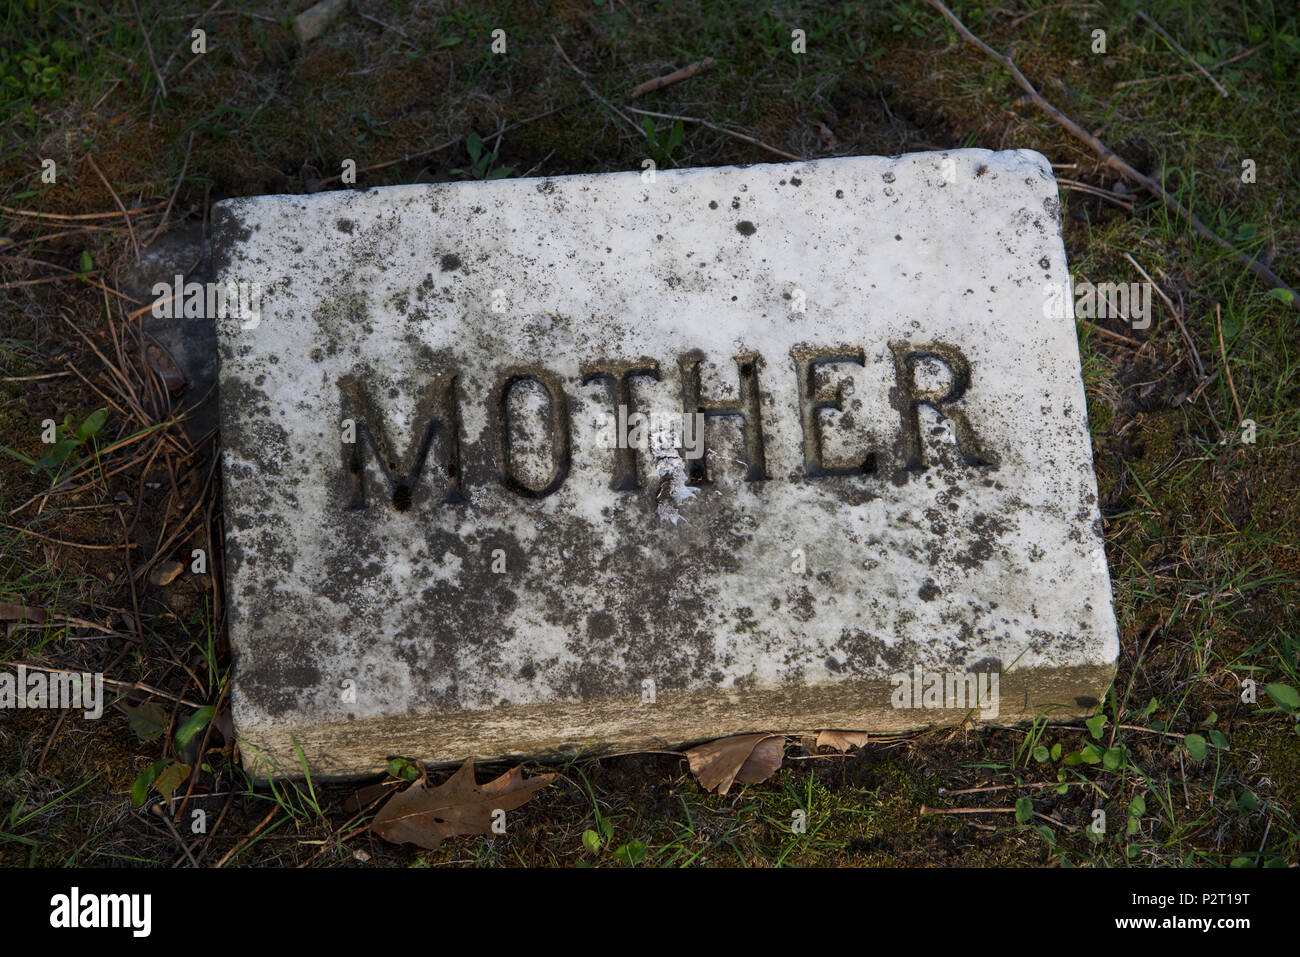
[{"x1": 212, "y1": 149, "x2": 1117, "y2": 779}]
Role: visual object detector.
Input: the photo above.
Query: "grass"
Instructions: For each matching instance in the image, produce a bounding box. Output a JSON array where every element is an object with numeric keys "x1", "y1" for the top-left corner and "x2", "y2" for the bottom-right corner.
[{"x1": 0, "y1": 0, "x2": 1297, "y2": 867}]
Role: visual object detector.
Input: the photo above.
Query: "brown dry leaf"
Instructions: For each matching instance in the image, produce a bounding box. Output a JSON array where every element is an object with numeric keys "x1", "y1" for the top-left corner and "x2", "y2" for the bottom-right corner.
[
  {"x1": 343, "y1": 779, "x2": 403, "y2": 814},
  {"x1": 0, "y1": 602, "x2": 46, "y2": 623},
  {"x1": 817, "y1": 121, "x2": 839, "y2": 150},
  {"x1": 370, "y1": 758, "x2": 555, "y2": 850},
  {"x1": 145, "y1": 344, "x2": 186, "y2": 394},
  {"x1": 815, "y1": 730, "x2": 869, "y2": 753},
  {"x1": 149, "y1": 560, "x2": 184, "y2": 587},
  {"x1": 684, "y1": 733, "x2": 786, "y2": 795}
]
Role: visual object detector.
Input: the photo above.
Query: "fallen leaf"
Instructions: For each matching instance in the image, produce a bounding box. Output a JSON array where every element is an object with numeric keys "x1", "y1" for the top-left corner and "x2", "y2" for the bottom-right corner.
[
  {"x1": 815, "y1": 730, "x2": 869, "y2": 753},
  {"x1": 212, "y1": 706, "x2": 234, "y2": 744},
  {"x1": 152, "y1": 762, "x2": 190, "y2": 800},
  {"x1": 343, "y1": 779, "x2": 403, "y2": 814},
  {"x1": 149, "y1": 560, "x2": 184, "y2": 587},
  {"x1": 684, "y1": 733, "x2": 785, "y2": 794},
  {"x1": 293, "y1": 0, "x2": 348, "y2": 44},
  {"x1": 0, "y1": 602, "x2": 46, "y2": 623},
  {"x1": 145, "y1": 344, "x2": 186, "y2": 394},
  {"x1": 817, "y1": 121, "x2": 838, "y2": 150},
  {"x1": 124, "y1": 700, "x2": 169, "y2": 741},
  {"x1": 370, "y1": 758, "x2": 555, "y2": 850}
]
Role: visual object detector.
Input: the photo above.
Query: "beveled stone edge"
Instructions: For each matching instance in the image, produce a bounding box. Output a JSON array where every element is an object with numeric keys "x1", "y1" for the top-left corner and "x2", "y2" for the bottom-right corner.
[{"x1": 236, "y1": 661, "x2": 1116, "y2": 781}]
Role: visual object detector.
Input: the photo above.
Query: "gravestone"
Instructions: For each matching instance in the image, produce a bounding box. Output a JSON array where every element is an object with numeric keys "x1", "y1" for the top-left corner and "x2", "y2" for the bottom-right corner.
[{"x1": 212, "y1": 149, "x2": 1117, "y2": 779}]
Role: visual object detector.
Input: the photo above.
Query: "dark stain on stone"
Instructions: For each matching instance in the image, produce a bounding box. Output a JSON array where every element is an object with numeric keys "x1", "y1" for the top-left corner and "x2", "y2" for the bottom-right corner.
[
  {"x1": 440, "y1": 253, "x2": 461, "y2": 272},
  {"x1": 736, "y1": 220, "x2": 757, "y2": 236},
  {"x1": 336, "y1": 218, "x2": 354, "y2": 234},
  {"x1": 587, "y1": 611, "x2": 617, "y2": 642}
]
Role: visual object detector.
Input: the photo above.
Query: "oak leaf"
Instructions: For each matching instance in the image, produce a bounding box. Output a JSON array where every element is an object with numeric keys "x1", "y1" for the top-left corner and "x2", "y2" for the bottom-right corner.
[
  {"x1": 815, "y1": 730, "x2": 869, "y2": 753},
  {"x1": 370, "y1": 758, "x2": 555, "y2": 849},
  {"x1": 684, "y1": 733, "x2": 785, "y2": 795}
]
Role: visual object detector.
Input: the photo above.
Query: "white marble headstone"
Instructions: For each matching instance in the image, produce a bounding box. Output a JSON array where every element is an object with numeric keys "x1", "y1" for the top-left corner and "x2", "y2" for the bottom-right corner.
[{"x1": 212, "y1": 149, "x2": 1117, "y2": 778}]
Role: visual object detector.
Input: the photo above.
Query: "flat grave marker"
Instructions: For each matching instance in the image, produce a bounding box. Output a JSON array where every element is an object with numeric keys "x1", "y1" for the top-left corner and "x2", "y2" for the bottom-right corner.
[{"x1": 212, "y1": 148, "x2": 1118, "y2": 778}]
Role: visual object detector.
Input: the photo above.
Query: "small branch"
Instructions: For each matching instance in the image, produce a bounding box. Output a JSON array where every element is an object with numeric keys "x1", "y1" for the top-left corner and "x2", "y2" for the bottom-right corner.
[
  {"x1": 0, "y1": 202, "x2": 166, "y2": 222},
  {"x1": 313, "y1": 100, "x2": 581, "y2": 189},
  {"x1": 921, "y1": 0, "x2": 1298, "y2": 310},
  {"x1": 1136, "y1": 9, "x2": 1229, "y2": 98},
  {"x1": 132, "y1": 0, "x2": 166, "y2": 98},
  {"x1": 86, "y1": 155, "x2": 139, "y2": 263},
  {"x1": 146, "y1": 131, "x2": 195, "y2": 246},
  {"x1": 1214, "y1": 303, "x2": 1243, "y2": 422},
  {"x1": 1, "y1": 524, "x2": 140, "y2": 553},
  {"x1": 1117, "y1": 723, "x2": 1186, "y2": 739},
  {"x1": 552, "y1": 35, "x2": 644, "y2": 140},
  {"x1": 921, "y1": 804, "x2": 1014, "y2": 814},
  {"x1": 629, "y1": 57, "x2": 716, "y2": 99},
  {"x1": 152, "y1": 803, "x2": 200, "y2": 867},
  {"x1": 9, "y1": 662, "x2": 205, "y2": 708},
  {"x1": 1056, "y1": 177, "x2": 1134, "y2": 208},
  {"x1": 160, "y1": 0, "x2": 224, "y2": 82},
  {"x1": 1122, "y1": 252, "x2": 1205, "y2": 380},
  {"x1": 625, "y1": 106, "x2": 803, "y2": 162}
]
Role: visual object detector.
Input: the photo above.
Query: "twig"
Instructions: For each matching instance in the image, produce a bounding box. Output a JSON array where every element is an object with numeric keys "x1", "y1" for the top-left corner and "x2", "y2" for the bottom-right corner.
[
  {"x1": 1215, "y1": 303, "x2": 1242, "y2": 422},
  {"x1": 152, "y1": 803, "x2": 200, "y2": 867},
  {"x1": 625, "y1": 107, "x2": 803, "y2": 162},
  {"x1": 1085, "y1": 322, "x2": 1142, "y2": 348},
  {"x1": 85, "y1": 156, "x2": 139, "y2": 263},
  {"x1": 1122, "y1": 251, "x2": 1204, "y2": 379},
  {"x1": 1113, "y1": 43, "x2": 1262, "y2": 89},
  {"x1": 215, "y1": 806, "x2": 280, "y2": 867},
  {"x1": 147, "y1": 132, "x2": 195, "y2": 246},
  {"x1": 1136, "y1": 10, "x2": 1228, "y2": 98},
  {"x1": 921, "y1": 804, "x2": 1015, "y2": 814},
  {"x1": 629, "y1": 57, "x2": 716, "y2": 99},
  {"x1": 1117, "y1": 723, "x2": 1186, "y2": 739},
  {"x1": 921, "y1": 0, "x2": 1299, "y2": 310},
  {"x1": 1, "y1": 524, "x2": 139, "y2": 552},
  {"x1": 0, "y1": 202, "x2": 166, "y2": 222},
  {"x1": 939, "y1": 781, "x2": 1091, "y2": 795},
  {"x1": 160, "y1": 0, "x2": 223, "y2": 82},
  {"x1": 10, "y1": 662, "x2": 205, "y2": 708},
  {"x1": 552, "y1": 35, "x2": 644, "y2": 140},
  {"x1": 36, "y1": 707, "x2": 70, "y2": 772},
  {"x1": 0, "y1": 372, "x2": 71, "y2": 382},
  {"x1": 1056, "y1": 177, "x2": 1134, "y2": 208},
  {"x1": 132, "y1": 0, "x2": 166, "y2": 98},
  {"x1": 313, "y1": 100, "x2": 581, "y2": 188}
]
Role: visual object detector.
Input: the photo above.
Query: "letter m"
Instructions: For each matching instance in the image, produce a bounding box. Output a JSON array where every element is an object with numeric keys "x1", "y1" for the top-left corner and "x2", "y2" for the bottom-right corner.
[
  {"x1": 339, "y1": 372, "x2": 465, "y2": 511},
  {"x1": 1095, "y1": 281, "x2": 1128, "y2": 319}
]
